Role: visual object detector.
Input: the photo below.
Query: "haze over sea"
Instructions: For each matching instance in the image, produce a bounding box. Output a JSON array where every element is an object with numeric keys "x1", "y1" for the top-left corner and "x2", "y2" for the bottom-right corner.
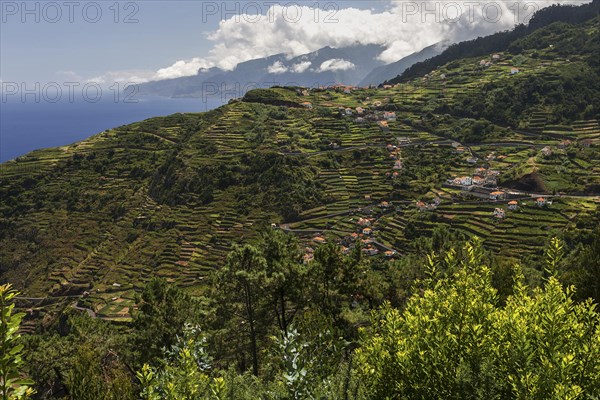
[{"x1": 0, "y1": 97, "x2": 224, "y2": 162}]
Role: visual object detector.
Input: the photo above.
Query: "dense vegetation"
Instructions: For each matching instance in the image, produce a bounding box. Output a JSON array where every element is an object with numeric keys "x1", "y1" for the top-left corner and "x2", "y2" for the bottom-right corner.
[{"x1": 4, "y1": 235, "x2": 600, "y2": 399}]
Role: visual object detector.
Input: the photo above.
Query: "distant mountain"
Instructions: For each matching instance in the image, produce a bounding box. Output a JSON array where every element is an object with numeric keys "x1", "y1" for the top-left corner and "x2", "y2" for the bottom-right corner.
[
  {"x1": 358, "y1": 42, "x2": 448, "y2": 87},
  {"x1": 138, "y1": 44, "x2": 388, "y2": 98}
]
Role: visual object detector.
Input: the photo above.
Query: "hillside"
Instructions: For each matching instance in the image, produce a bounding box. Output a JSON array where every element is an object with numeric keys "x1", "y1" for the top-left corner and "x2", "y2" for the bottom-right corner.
[
  {"x1": 388, "y1": 0, "x2": 600, "y2": 84},
  {"x1": 1, "y1": 16, "x2": 600, "y2": 323}
]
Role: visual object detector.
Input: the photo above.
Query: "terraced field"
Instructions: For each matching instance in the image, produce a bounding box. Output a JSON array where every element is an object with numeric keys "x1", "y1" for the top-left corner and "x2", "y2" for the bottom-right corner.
[{"x1": 2, "y1": 42, "x2": 599, "y2": 318}]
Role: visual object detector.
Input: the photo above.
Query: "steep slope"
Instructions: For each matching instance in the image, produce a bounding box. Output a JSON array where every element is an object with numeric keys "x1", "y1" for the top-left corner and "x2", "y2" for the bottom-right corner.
[
  {"x1": 1, "y1": 11, "x2": 598, "y2": 318},
  {"x1": 389, "y1": 0, "x2": 599, "y2": 84},
  {"x1": 359, "y1": 41, "x2": 448, "y2": 86}
]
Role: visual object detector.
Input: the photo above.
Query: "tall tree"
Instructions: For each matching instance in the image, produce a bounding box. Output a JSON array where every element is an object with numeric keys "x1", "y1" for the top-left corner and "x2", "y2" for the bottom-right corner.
[
  {"x1": 213, "y1": 244, "x2": 270, "y2": 376},
  {"x1": 132, "y1": 278, "x2": 199, "y2": 365},
  {"x1": 259, "y1": 229, "x2": 305, "y2": 334}
]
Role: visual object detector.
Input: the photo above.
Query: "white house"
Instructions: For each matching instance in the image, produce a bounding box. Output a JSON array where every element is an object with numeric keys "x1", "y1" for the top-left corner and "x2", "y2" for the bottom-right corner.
[
  {"x1": 454, "y1": 176, "x2": 473, "y2": 186},
  {"x1": 541, "y1": 146, "x2": 553, "y2": 157},
  {"x1": 490, "y1": 191, "x2": 506, "y2": 201},
  {"x1": 493, "y1": 208, "x2": 506, "y2": 219}
]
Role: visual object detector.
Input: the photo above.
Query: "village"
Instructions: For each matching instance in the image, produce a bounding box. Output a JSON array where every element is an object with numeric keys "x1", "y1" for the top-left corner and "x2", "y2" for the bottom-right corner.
[{"x1": 271, "y1": 69, "x2": 599, "y2": 263}]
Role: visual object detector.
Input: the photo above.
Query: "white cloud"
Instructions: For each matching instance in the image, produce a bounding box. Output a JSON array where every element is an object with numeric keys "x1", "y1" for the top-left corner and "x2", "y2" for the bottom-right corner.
[
  {"x1": 153, "y1": 58, "x2": 213, "y2": 80},
  {"x1": 291, "y1": 61, "x2": 312, "y2": 73},
  {"x1": 267, "y1": 60, "x2": 288, "y2": 74},
  {"x1": 85, "y1": 70, "x2": 156, "y2": 85},
  {"x1": 318, "y1": 59, "x2": 356, "y2": 72},
  {"x1": 91, "y1": 0, "x2": 594, "y2": 81}
]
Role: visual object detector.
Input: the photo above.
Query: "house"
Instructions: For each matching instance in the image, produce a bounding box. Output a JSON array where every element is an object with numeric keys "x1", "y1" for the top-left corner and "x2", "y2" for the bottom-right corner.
[
  {"x1": 313, "y1": 236, "x2": 327, "y2": 244},
  {"x1": 378, "y1": 121, "x2": 390, "y2": 131},
  {"x1": 433, "y1": 197, "x2": 442, "y2": 206},
  {"x1": 541, "y1": 146, "x2": 553, "y2": 157},
  {"x1": 355, "y1": 107, "x2": 364, "y2": 114},
  {"x1": 440, "y1": 73, "x2": 446, "y2": 79},
  {"x1": 490, "y1": 191, "x2": 506, "y2": 200},
  {"x1": 380, "y1": 201, "x2": 391, "y2": 208},
  {"x1": 393, "y1": 160, "x2": 403, "y2": 170},
  {"x1": 510, "y1": 68, "x2": 520, "y2": 75},
  {"x1": 383, "y1": 111, "x2": 397, "y2": 121},
  {"x1": 357, "y1": 218, "x2": 371, "y2": 227},
  {"x1": 341, "y1": 246, "x2": 351, "y2": 255},
  {"x1": 301, "y1": 102, "x2": 313, "y2": 109},
  {"x1": 397, "y1": 137, "x2": 411, "y2": 145},
  {"x1": 416, "y1": 201, "x2": 428, "y2": 211},
  {"x1": 558, "y1": 140, "x2": 572, "y2": 149},
  {"x1": 383, "y1": 84, "x2": 393, "y2": 89},
  {"x1": 363, "y1": 247, "x2": 379, "y2": 256},
  {"x1": 386, "y1": 143, "x2": 397, "y2": 151},
  {"x1": 466, "y1": 157, "x2": 478, "y2": 164},
  {"x1": 508, "y1": 200, "x2": 518, "y2": 211},
  {"x1": 475, "y1": 167, "x2": 487, "y2": 175},
  {"x1": 350, "y1": 232, "x2": 359, "y2": 240},
  {"x1": 451, "y1": 142, "x2": 461, "y2": 148},
  {"x1": 485, "y1": 176, "x2": 498, "y2": 186},
  {"x1": 373, "y1": 101, "x2": 382, "y2": 107},
  {"x1": 355, "y1": 117, "x2": 365, "y2": 124},
  {"x1": 536, "y1": 197, "x2": 547, "y2": 207},
  {"x1": 456, "y1": 147, "x2": 466, "y2": 153},
  {"x1": 344, "y1": 108, "x2": 353, "y2": 116},
  {"x1": 472, "y1": 176, "x2": 485, "y2": 185},
  {"x1": 479, "y1": 59, "x2": 488, "y2": 66},
  {"x1": 362, "y1": 227, "x2": 373, "y2": 236},
  {"x1": 392, "y1": 171, "x2": 399, "y2": 179},
  {"x1": 493, "y1": 208, "x2": 506, "y2": 219},
  {"x1": 492, "y1": 54, "x2": 501, "y2": 60},
  {"x1": 384, "y1": 250, "x2": 397, "y2": 258},
  {"x1": 580, "y1": 139, "x2": 592, "y2": 148},
  {"x1": 453, "y1": 176, "x2": 473, "y2": 186}
]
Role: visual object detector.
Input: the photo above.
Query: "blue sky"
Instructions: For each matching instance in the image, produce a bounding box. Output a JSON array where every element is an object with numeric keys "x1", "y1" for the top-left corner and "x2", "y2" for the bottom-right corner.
[
  {"x1": 0, "y1": 0, "x2": 585, "y2": 85},
  {"x1": 0, "y1": 1, "x2": 383, "y2": 84}
]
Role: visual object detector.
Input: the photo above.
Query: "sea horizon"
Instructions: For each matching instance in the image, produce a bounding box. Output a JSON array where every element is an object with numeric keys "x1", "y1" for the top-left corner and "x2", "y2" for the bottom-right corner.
[{"x1": 0, "y1": 96, "x2": 225, "y2": 163}]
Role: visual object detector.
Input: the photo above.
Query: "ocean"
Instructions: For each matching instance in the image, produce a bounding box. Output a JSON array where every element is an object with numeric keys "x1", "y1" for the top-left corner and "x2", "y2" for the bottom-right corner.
[{"x1": 0, "y1": 97, "x2": 224, "y2": 163}]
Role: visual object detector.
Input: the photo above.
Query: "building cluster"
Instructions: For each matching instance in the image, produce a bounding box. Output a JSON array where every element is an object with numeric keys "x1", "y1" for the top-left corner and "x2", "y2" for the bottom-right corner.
[
  {"x1": 541, "y1": 139, "x2": 593, "y2": 158},
  {"x1": 449, "y1": 166, "x2": 500, "y2": 188},
  {"x1": 416, "y1": 197, "x2": 442, "y2": 211},
  {"x1": 301, "y1": 200, "x2": 401, "y2": 262}
]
